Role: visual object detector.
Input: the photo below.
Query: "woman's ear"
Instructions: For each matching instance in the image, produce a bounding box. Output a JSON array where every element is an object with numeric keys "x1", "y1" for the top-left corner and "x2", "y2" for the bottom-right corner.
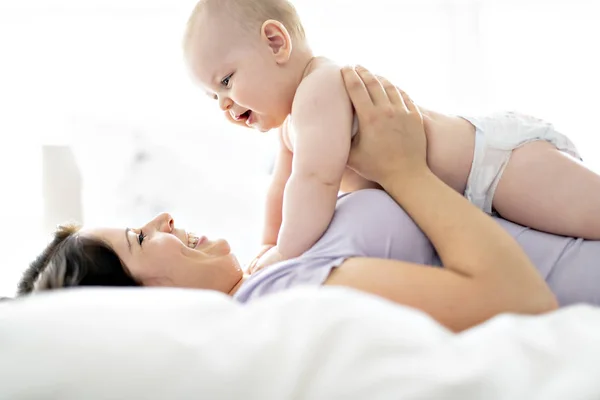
[{"x1": 261, "y1": 19, "x2": 292, "y2": 64}]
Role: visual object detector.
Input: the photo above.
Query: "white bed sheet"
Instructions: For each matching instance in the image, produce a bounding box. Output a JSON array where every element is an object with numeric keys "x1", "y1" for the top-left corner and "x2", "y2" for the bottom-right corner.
[{"x1": 1, "y1": 286, "x2": 599, "y2": 400}]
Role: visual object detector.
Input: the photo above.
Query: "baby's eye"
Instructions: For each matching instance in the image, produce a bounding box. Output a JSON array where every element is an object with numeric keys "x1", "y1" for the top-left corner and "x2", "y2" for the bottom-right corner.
[{"x1": 221, "y1": 73, "x2": 233, "y2": 88}]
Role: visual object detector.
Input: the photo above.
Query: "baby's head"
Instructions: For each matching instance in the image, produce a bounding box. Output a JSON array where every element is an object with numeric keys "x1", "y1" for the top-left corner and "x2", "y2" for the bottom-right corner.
[{"x1": 184, "y1": 0, "x2": 311, "y2": 132}]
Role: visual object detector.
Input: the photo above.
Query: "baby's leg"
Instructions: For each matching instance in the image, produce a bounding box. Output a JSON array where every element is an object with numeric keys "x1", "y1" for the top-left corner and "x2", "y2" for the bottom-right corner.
[{"x1": 493, "y1": 141, "x2": 600, "y2": 239}]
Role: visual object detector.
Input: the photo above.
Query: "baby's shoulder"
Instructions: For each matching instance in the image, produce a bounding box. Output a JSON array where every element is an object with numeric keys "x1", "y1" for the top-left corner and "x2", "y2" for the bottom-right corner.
[
  {"x1": 292, "y1": 57, "x2": 346, "y2": 112},
  {"x1": 297, "y1": 57, "x2": 341, "y2": 91},
  {"x1": 289, "y1": 57, "x2": 351, "y2": 137},
  {"x1": 304, "y1": 56, "x2": 339, "y2": 75}
]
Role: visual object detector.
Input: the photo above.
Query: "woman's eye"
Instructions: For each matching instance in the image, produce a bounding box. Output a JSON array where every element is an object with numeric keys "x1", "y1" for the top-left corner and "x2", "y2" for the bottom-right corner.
[
  {"x1": 221, "y1": 74, "x2": 233, "y2": 87},
  {"x1": 138, "y1": 231, "x2": 146, "y2": 246}
]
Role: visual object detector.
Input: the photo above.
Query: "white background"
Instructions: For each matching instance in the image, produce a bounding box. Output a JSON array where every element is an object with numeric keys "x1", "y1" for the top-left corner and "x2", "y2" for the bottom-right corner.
[{"x1": 0, "y1": 0, "x2": 599, "y2": 296}]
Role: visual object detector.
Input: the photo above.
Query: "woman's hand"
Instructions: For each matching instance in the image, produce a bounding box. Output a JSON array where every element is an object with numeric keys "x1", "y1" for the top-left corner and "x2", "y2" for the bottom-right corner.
[{"x1": 341, "y1": 65, "x2": 428, "y2": 187}]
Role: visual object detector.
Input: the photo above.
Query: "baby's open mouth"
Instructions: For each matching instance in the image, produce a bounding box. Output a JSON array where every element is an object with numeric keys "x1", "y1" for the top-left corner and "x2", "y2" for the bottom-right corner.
[{"x1": 239, "y1": 110, "x2": 251, "y2": 120}]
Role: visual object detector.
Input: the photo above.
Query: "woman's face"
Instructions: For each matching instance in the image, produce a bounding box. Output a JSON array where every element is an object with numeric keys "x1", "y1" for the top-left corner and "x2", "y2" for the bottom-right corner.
[{"x1": 81, "y1": 213, "x2": 243, "y2": 293}]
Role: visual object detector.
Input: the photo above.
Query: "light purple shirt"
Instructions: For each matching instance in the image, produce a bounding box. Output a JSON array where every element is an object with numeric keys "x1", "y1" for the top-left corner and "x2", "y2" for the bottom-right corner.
[{"x1": 234, "y1": 189, "x2": 599, "y2": 306}]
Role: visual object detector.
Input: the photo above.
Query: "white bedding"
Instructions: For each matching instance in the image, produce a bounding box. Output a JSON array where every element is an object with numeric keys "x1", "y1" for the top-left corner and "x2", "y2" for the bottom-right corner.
[{"x1": 1, "y1": 286, "x2": 599, "y2": 400}]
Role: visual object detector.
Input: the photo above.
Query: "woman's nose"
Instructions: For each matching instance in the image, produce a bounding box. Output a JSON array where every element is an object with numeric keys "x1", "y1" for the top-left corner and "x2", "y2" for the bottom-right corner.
[{"x1": 150, "y1": 212, "x2": 174, "y2": 233}]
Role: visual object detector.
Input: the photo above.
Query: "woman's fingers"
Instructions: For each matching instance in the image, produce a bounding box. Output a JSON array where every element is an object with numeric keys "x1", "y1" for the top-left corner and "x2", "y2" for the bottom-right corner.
[
  {"x1": 341, "y1": 66, "x2": 375, "y2": 115},
  {"x1": 343, "y1": 65, "x2": 419, "y2": 125},
  {"x1": 399, "y1": 89, "x2": 416, "y2": 113},
  {"x1": 354, "y1": 65, "x2": 389, "y2": 106},
  {"x1": 375, "y1": 75, "x2": 406, "y2": 109}
]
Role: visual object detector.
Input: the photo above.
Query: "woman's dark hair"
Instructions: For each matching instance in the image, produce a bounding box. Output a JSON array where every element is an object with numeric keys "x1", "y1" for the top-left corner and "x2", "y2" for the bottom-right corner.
[{"x1": 17, "y1": 223, "x2": 140, "y2": 295}]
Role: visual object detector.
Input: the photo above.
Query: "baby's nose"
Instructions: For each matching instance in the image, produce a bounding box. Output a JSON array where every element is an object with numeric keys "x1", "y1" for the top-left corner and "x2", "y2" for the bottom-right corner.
[{"x1": 219, "y1": 96, "x2": 232, "y2": 111}]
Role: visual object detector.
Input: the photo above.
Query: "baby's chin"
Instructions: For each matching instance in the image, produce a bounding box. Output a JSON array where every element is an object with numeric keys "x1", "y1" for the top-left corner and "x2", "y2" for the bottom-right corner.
[
  {"x1": 255, "y1": 114, "x2": 288, "y2": 133},
  {"x1": 250, "y1": 120, "x2": 274, "y2": 133}
]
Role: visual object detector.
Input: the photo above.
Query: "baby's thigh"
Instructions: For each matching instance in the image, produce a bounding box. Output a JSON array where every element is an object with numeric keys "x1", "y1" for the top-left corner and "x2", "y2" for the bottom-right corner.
[
  {"x1": 494, "y1": 140, "x2": 600, "y2": 237},
  {"x1": 340, "y1": 168, "x2": 381, "y2": 193},
  {"x1": 495, "y1": 140, "x2": 581, "y2": 209}
]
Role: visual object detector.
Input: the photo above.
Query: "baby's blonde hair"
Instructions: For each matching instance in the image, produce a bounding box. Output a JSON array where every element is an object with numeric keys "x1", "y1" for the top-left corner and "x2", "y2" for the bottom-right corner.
[{"x1": 184, "y1": 0, "x2": 306, "y2": 51}]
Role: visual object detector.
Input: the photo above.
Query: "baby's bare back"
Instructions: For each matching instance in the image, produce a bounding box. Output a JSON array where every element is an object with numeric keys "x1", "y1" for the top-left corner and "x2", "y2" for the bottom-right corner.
[
  {"x1": 421, "y1": 109, "x2": 476, "y2": 194},
  {"x1": 341, "y1": 108, "x2": 476, "y2": 194},
  {"x1": 287, "y1": 57, "x2": 476, "y2": 195}
]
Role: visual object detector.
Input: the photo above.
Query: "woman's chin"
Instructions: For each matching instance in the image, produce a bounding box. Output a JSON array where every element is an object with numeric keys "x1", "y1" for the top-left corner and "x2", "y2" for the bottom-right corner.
[
  {"x1": 230, "y1": 255, "x2": 243, "y2": 273},
  {"x1": 197, "y1": 238, "x2": 231, "y2": 256}
]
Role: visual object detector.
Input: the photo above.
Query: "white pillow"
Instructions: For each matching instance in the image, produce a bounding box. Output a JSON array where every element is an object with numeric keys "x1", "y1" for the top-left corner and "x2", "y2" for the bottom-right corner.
[{"x1": 1, "y1": 287, "x2": 600, "y2": 400}]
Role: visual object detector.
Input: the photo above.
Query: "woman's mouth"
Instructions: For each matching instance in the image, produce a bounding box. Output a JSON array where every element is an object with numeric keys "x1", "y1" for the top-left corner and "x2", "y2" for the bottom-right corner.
[{"x1": 187, "y1": 232, "x2": 206, "y2": 249}]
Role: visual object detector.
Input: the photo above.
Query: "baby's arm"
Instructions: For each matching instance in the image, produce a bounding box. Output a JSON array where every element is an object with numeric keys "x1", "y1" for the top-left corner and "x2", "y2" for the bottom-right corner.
[
  {"x1": 277, "y1": 66, "x2": 353, "y2": 259},
  {"x1": 261, "y1": 127, "x2": 293, "y2": 247},
  {"x1": 248, "y1": 127, "x2": 293, "y2": 273}
]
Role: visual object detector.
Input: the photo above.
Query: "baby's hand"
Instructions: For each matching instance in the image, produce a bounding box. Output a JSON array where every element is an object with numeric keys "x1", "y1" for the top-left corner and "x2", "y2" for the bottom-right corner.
[
  {"x1": 248, "y1": 246, "x2": 284, "y2": 274},
  {"x1": 247, "y1": 244, "x2": 274, "y2": 273}
]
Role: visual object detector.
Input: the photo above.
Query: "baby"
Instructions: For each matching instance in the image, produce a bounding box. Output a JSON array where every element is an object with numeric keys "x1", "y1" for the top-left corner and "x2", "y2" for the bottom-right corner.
[{"x1": 183, "y1": 0, "x2": 600, "y2": 271}]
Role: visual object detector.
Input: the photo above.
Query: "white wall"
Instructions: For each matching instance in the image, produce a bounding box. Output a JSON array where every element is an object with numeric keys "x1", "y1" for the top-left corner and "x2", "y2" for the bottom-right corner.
[{"x1": 0, "y1": 0, "x2": 599, "y2": 296}]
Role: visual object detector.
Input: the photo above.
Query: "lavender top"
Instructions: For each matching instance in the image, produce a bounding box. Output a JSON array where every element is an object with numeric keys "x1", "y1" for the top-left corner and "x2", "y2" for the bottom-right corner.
[{"x1": 234, "y1": 190, "x2": 599, "y2": 307}]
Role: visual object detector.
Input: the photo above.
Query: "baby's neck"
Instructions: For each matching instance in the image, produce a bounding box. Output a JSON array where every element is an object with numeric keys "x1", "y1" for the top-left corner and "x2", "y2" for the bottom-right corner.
[
  {"x1": 290, "y1": 46, "x2": 315, "y2": 90},
  {"x1": 300, "y1": 55, "x2": 316, "y2": 80}
]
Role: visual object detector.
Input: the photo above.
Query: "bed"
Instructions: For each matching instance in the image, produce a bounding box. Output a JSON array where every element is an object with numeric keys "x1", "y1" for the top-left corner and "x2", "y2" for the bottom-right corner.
[{"x1": 1, "y1": 286, "x2": 599, "y2": 399}]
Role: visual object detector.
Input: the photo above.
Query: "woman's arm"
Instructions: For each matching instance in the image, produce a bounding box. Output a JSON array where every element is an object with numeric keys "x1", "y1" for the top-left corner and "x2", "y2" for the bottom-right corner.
[{"x1": 326, "y1": 66, "x2": 557, "y2": 332}]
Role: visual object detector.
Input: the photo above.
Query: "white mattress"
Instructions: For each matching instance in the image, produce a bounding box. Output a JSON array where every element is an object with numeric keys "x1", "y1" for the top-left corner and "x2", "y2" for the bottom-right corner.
[{"x1": 1, "y1": 286, "x2": 599, "y2": 399}]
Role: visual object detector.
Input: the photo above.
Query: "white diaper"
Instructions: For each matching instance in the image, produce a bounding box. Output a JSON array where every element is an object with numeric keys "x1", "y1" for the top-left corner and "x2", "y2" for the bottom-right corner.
[{"x1": 460, "y1": 111, "x2": 582, "y2": 214}]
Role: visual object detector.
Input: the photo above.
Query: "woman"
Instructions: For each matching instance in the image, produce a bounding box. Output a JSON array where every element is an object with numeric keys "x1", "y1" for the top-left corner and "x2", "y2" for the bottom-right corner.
[{"x1": 19, "y1": 66, "x2": 578, "y2": 332}]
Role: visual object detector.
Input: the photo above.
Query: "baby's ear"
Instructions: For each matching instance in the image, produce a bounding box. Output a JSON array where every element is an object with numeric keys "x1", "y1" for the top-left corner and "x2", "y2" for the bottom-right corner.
[{"x1": 261, "y1": 20, "x2": 292, "y2": 64}]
